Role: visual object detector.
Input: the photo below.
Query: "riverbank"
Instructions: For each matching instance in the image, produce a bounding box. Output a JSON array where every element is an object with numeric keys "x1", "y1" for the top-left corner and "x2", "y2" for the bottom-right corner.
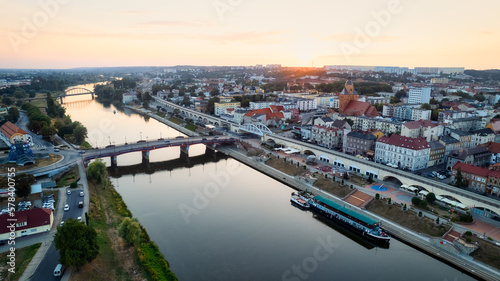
[
  {"x1": 218, "y1": 146, "x2": 500, "y2": 281},
  {"x1": 71, "y1": 169, "x2": 177, "y2": 281}
]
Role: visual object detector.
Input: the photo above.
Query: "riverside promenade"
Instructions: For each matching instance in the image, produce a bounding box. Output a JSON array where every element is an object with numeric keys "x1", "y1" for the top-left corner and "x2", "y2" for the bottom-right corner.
[{"x1": 218, "y1": 146, "x2": 500, "y2": 281}]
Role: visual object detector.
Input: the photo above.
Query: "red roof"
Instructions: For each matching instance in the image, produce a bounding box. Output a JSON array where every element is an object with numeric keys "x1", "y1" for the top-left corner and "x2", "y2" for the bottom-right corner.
[
  {"x1": 480, "y1": 142, "x2": 500, "y2": 154},
  {"x1": 270, "y1": 105, "x2": 285, "y2": 112},
  {"x1": 452, "y1": 162, "x2": 491, "y2": 178},
  {"x1": 343, "y1": 100, "x2": 379, "y2": 117},
  {"x1": 403, "y1": 119, "x2": 441, "y2": 130},
  {"x1": 378, "y1": 135, "x2": 429, "y2": 150},
  {"x1": 0, "y1": 121, "x2": 28, "y2": 140},
  {"x1": 0, "y1": 208, "x2": 52, "y2": 234}
]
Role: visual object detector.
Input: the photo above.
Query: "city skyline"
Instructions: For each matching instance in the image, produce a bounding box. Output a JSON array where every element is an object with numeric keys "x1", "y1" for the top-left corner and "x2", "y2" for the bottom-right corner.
[{"x1": 1, "y1": 0, "x2": 500, "y2": 69}]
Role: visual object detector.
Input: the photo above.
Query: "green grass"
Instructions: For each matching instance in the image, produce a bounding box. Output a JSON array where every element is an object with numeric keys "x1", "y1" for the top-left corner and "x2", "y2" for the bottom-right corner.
[
  {"x1": 168, "y1": 117, "x2": 183, "y2": 125},
  {"x1": 157, "y1": 112, "x2": 166, "y2": 118},
  {"x1": 184, "y1": 123, "x2": 197, "y2": 132},
  {"x1": 0, "y1": 243, "x2": 42, "y2": 281},
  {"x1": 56, "y1": 166, "x2": 80, "y2": 187}
]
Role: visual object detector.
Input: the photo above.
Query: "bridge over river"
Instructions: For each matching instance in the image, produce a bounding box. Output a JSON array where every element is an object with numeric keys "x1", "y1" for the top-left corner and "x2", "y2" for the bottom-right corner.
[{"x1": 81, "y1": 136, "x2": 235, "y2": 166}]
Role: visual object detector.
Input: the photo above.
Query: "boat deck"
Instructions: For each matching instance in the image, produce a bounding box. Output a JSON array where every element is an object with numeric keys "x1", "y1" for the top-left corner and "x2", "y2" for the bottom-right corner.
[{"x1": 314, "y1": 196, "x2": 378, "y2": 226}]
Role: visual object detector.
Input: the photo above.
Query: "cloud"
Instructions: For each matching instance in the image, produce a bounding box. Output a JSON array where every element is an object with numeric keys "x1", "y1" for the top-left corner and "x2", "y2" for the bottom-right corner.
[
  {"x1": 133, "y1": 20, "x2": 210, "y2": 28},
  {"x1": 317, "y1": 33, "x2": 399, "y2": 43}
]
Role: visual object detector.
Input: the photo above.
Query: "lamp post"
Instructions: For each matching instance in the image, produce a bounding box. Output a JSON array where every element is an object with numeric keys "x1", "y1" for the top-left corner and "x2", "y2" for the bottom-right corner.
[{"x1": 108, "y1": 136, "x2": 111, "y2": 145}]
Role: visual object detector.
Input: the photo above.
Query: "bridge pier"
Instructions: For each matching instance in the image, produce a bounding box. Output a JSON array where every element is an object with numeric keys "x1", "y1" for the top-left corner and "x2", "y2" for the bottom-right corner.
[
  {"x1": 59, "y1": 96, "x2": 64, "y2": 104},
  {"x1": 91, "y1": 93, "x2": 95, "y2": 100},
  {"x1": 110, "y1": 155, "x2": 117, "y2": 167},
  {"x1": 205, "y1": 145, "x2": 217, "y2": 159},
  {"x1": 142, "y1": 150, "x2": 150, "y2": 164},
  {"x1": 180, "y1": 145, "x2": 190, "y2": 162}
]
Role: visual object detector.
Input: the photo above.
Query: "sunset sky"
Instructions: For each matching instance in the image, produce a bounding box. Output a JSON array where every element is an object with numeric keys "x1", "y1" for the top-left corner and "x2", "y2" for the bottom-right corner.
[{"x1": 1, "y1": 0, "x2": 499, "y2": 69}]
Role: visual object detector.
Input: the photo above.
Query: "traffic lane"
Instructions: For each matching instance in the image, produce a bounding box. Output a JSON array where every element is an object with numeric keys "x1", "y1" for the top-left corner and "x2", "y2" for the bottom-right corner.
[
  {"x1": 61, "y1": 189, "x2": 84, "y2": 223},
  {"x1": 31, "y1": 243, "x2": 60, "y2": 281}
]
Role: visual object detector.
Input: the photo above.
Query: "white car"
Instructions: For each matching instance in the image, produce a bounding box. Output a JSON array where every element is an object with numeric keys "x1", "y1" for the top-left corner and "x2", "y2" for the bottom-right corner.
[
  {"x1": 63, "y1": 204, "x2": 69, "y2": 211},
  {"x1": 67, "y1": 190, "x2": 71, "y2": 195},
  {"x1": 79, "y1": 191, "x2": 84, "y2": 197},
  {"x1": 77, "y1": 217, "x2": 82, "y2": 222},
  {"x1": 60, "y1": 221, "x2": 64, "y2": 226}
]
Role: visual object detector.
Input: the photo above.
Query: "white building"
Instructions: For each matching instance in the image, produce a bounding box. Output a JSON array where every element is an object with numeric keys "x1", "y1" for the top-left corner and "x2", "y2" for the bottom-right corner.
[
  {"x1": 408, "y1": 88, "x2": 431, "y2": 104},
  {"x1": 214, "y1": 102, "x2": 241, "y2": 116},
  {"x1": 375, "y1": 135, "x2": 430, "y2": 171},
  {"x1": 0, "y1": 208, "x2": 53, "y2": 240},
  {"x1": 122, "y1": 91, "x2": 138, "y2": 104},
  {"x1": 410, "y1": 109, "x2": 432, "y2": 121},
  {"x1": 297, "y1": 99, "x2": 317, "y2": 111},
  {"x1": 249, "y1": 101, "x2": 275, "y2": 110}
]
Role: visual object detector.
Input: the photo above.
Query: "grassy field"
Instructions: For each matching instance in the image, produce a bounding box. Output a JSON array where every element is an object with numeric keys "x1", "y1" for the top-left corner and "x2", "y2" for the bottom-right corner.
[
  {"x1": 313, "y1": 177, "x2": 353, "y2": 198},
  {"x1": 0, "y1": 243, "x2": 42, "y2": 281},
  {"x1": 184, "y1": 123, "x2": 197, "y2": 132},
  {"x1": 366, "y1": 198, "x2": 450, "y2": 237},
  {"x1": 467, "y1": 233, "x2": 500, "y2": 270},
  {"x1": 168, "y1": 117, "x2": 183, "y2": 125},
  {"x1": 0, "y1": 154, "x2": 62, "y2": 174},
  {"x1": 265, "y1": 155, "x2": 305, "y2": 176}
]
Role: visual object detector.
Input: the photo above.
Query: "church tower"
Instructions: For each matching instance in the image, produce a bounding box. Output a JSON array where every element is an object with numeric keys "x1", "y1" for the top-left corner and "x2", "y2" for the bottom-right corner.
[{"x1": 339, "y1": 78, "x2": 358, "y2": 114}]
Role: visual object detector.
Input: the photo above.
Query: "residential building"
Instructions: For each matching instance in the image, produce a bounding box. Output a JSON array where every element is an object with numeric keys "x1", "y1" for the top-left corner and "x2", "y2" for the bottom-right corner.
[
  {"x1": 446, "y1": 146, "x2": 491, "y2": 171},
  {"x1": 446, "y1": 117, "x2": 482, "y2": 131},
  {"x1": 486, "y1": 119, "x2": 500, "y2": 142},
  {"x1": 297, "y1": 99, "x2": 317, "y2": 111},
  {"x1": 0, "y1": 208, "x2": 53, "y2": 240},
  {"x1": 340, "y1": 115, "x2": 401, "y2": 135},
  {"x1": 408, "y1": 88, "x2": 431, "y2": 104},
  {"x1": 410, "y1": 109, "x2": 431, "y2": 121},
  {"x1": 0, "y1": 121, "x2": 31, "y2": 145},
  {"x1": 470, "y1": 128, "x2": 495, "y2": 147},
  {"x1": 249, "y1": 101, "x2": 275, "y2": 110},
  {"x1": 451, "y1": 162, "x2": 500, "y2": 195},
  {"x1": 429, "y1": 141, "x2": 446, "y2": 167},
  {"x1": 401, "y1": 119, "x2": 444, "y2": 142},
  {"x1": 480, "y1": 142, "x2": 500, "y2": 165},
  {"x1": 194, "y1": 100, "x2": 208, "y2": 113},
  {"x1": 375, "y1": 135, "x2": 430, "y2": 171},
  {"x1": 311, "y1": 125, "x2": 343, "y2": 149},
  {"x1": 446, "y1": 129, "x2": 473, "y2": 150},
  {"x1": 439, "y1": 136, "x2": 462, "y2": 157},
  {"x1": 292, "y1": 125, "x2": 312, "y2": 140},
  {"x1": 430, "y1": 78, "x2": 449, "y2": 84},
  {"x1": 214, "y1": 101, "x2": 241, "y2": 116},
  {"x1": 343, "y1": 131, "x2": 377, "y2": 156},
  {"x1": 313, "y1": 117, "x2": 334, "y2": 127}
]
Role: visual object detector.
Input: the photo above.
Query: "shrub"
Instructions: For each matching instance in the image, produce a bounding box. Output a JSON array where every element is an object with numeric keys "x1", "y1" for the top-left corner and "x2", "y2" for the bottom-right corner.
[
  {"x1": 488, "y1": 236, "x2": 493, "y2": 241},
  {"x1": 350, "y1": 184, "x2": 353, "y2": 189},
  {"x1": 403, "y1": 204, "x2": 407, "y2": 210},
  {"x1": 411, "y1": 197, "x2": 422, "y2": 206},
  {"x1": 375, "y1": 193, "x2": 380, "y2": 200},
  {"x1": 341, "y1": 179, "x2": 344, "y2": 185},
  {"x1": 420, "y1": 199, "x2": 428, "y2": 209},
  {"x1": 387, "y1": 198, "x2": 391, "y2": 204},
  {"x1": 464, "y1": 231, "x2": 472, "y2": 236},
  {"x1": 436, "y1": 217, "x2": 440, "y2": 224},
  {"x1": 418, "y1": 211, "x2": 423, "y2": 217},
  {"x1": 70, "y1": 182, "x2": 78, "y2": 188}
]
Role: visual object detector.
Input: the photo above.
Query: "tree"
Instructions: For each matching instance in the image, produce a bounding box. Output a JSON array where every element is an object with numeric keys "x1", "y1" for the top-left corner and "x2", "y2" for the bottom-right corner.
[
  {"x1": 118, "y1": 217, "x2": 141, "y2": 246},
  {"x1": 426, "y1": 192, "x2": 436, "y2": 204},
  {"x1": 55, "y1": 219, "x2": 99, "y2": 270},
  {"x1": 210, "y1": 88, "x2": 220, "y2": 97},
  {"x1": 2, "y1": 96, "x2": 13, "y2": 106},
  {"x1": 73, "y1": 125, "x2": 88, "y2": 145},
  {"x1": 431, "y1": 109, "x2": 439, "y2": 121},
  {"x1": 412, "y1": 196, "x2": 422, "y2": 206},
  {"x1": 420, "y1": 103, "x2": 431, "y2": 110},
  {"x1": 429, "y1": 98, "x2": 439, "y2": 105},
  {"x1": 14, "y1": 173, "x2": 35, "y2": 198},
  {"x1": 87, "y1": 159, "x2": 108, "y2": 184},
  {"x1": 455, "y1": 167, "x2": 464, "y2": 188}
]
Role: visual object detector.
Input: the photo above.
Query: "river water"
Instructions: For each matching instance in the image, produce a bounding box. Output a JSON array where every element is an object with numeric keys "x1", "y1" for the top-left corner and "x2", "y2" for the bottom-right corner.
[{"x1": 62, "y1": 90, "x2": 475, "y2": 281}]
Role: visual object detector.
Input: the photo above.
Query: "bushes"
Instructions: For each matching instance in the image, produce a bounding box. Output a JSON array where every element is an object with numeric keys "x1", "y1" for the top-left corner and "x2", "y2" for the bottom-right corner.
[
  {"x1": 375, "y1": 193, "x2": 380, "y2": 200},
  {"x1": 411, "y1": 197, "x2": 428, "y2": 209}
]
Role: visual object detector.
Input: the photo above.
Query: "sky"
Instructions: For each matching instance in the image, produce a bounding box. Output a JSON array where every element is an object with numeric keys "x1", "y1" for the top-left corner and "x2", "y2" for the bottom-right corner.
[{"x1": 1, "y1": 0, "x2": 499, "y2": 69}]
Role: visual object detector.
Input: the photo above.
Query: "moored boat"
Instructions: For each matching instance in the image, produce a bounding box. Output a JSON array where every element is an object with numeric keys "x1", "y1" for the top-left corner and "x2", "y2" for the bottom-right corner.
[
  {"x1": 290, "y1": 192, "x2": 310, "y2": 209},
  {"x1": 309, "y1": 195, "x2": 390, "y2": 244}
]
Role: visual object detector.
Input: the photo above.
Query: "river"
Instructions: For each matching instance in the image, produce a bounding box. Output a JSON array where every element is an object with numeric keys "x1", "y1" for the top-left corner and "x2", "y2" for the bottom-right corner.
[{"x1": 62, "y1": 88, "x2": 475, "y2": 281}]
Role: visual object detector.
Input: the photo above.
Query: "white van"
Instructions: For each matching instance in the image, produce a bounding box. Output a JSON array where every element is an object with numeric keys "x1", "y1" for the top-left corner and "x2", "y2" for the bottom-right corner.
[{"x1": 54, "y1": 264, "x2": 65, "y2": 277}]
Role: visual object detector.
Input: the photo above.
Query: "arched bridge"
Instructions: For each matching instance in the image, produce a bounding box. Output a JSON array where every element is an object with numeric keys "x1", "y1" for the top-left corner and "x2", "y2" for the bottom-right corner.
[
  {"x1": 82, "y1": 136, "x2": 236, "y2": 166},
  {"x1": 262, "y1": 133, "x2": 500, "y2": 221},
  {"x1": 60, "y1": 87, "x2": 95, "y2": 102}
]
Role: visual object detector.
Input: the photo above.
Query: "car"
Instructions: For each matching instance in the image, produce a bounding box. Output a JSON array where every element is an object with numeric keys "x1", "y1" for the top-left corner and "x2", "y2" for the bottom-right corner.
[
  {"x1": 64, "y1": 204, "x2": 69, "y2": 211},
  {"x1": 78, "y1": 201, "x2": 83, "y2": 208},
  {"x1": 60, "y1": 221, "x2": 64, "y2": 226},
  {"x1": 54, "y1": 148, "x2": 60, "y2": 152},
  {"x1": 77, "y1": 216, "x2": 82, "y2": 222},
  {"x1": 67, "y1": 189, "x2": 71, "y2": 195},
  {"x1": 80, "y1": 191, "x2": 84, "y2": 197}
]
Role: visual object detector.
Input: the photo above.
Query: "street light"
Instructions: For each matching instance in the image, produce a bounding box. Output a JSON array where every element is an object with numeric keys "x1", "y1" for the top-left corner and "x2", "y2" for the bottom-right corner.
[{"x1": 108, "y1": 136, "x2": 111, "y2": 145}]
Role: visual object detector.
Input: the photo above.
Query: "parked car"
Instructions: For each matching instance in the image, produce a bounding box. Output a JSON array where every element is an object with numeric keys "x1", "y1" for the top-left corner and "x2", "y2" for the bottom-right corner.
[
  {"x1": 64, "y1": 204, "x2": 69, "y2": 211},
  {"x1": 78, "y1": 201, "x2": 83, "y2": 208},
  {"x1": 67, "y1": 189, "x2": 71, "y2": 195},
  {"x1": 80, "y1": 191, "x2": 84, "y2": 197}
]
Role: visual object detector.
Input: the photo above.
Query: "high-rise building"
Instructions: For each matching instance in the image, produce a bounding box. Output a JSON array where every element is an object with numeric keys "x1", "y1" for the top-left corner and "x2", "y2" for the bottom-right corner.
[{"x1": 408, "y1": 88, "x2": 431, "y2": 104}]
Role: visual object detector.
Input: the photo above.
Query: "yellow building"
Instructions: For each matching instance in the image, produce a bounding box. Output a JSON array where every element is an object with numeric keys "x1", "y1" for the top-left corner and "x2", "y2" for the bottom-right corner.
[{"x1": 214, "y1": 102, "x2": 241, "y2": 116}]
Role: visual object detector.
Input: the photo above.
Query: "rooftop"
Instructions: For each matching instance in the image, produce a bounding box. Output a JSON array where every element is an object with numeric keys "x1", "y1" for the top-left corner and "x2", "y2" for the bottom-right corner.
[{"x1": 378, "y1": 135, "x2": 430, "y2": 150}]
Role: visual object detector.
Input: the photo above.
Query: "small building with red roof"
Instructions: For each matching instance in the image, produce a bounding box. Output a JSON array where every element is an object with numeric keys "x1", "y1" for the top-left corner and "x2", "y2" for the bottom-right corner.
[
  {"x1": 0, "y1": 121, "x2": 31, "y2": 145},
  {"x1": 451, "y1": 162, "x2": 500, "y2": 196},
  {"x1": 0, "y1": 208, "x2": 53, "y2": 240}
]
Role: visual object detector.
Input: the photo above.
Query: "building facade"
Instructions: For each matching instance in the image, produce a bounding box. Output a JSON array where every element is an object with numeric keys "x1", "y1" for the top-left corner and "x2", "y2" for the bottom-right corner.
[
  {"x1": 343, "y1": 131, "x2": 377, "y2": 156},
  {"x1": 408, "y1": 88, "x2": 431, "y2": 104},
  {"x1": 375, "y1": 135, "x2": 430, "y2": 171}
]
